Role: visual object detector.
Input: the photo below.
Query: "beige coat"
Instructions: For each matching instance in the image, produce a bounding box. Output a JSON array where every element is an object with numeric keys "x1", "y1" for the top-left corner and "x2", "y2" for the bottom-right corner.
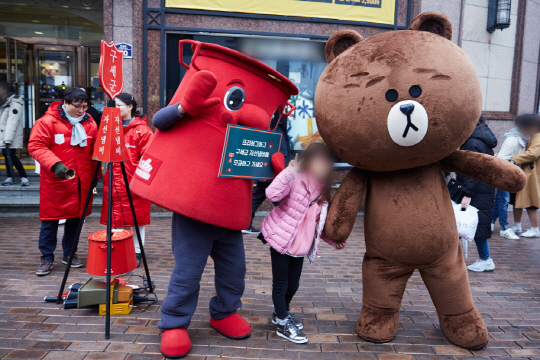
[
  {"x1": 0, "y1": 95, "x2": 24, "y2": 149},
  {"x1": 514, "y1": 133, "x2": 540, "y2": 209}
]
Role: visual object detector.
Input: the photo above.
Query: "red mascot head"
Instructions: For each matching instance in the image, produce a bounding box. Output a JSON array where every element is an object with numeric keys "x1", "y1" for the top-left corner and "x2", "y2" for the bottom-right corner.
[{"x1": 130, "y1": 41, "x2": 298, "y2": 230}]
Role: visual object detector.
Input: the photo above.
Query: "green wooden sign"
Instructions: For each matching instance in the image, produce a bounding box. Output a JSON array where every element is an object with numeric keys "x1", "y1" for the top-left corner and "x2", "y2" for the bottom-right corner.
[{"x1": 219, "y1": 124, "x2": 282, "y2": 180}]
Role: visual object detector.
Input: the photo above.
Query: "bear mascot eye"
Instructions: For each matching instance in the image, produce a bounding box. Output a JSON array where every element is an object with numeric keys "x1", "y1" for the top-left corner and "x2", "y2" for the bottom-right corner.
[
  {"x1": 270, "y1": 108, "x2": 281, "y2": 130},
  {"x1": 409, "y1": 85, "x2": 422, "y2": 98},
  {"x1": 385, "y1": 89, "x2": 399, "y2": 102},
  {"x1": 224, "y1": 86, "x2": 245, "y2": 111}
]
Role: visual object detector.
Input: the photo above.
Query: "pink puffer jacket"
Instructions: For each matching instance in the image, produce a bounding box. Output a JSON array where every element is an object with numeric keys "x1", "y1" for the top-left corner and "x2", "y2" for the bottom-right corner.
[{"x1": 261, "y1": 168, "x2": 342, "y2": 264}]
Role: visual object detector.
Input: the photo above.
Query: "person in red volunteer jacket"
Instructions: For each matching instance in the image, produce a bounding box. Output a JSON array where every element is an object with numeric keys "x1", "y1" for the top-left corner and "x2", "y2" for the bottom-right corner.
[
  {"x1": 28, "y1": 88, "x2": 98, "y2": 276},
  {"x1": 100, "y1": 93, "x2": 153, "y2": 267}
]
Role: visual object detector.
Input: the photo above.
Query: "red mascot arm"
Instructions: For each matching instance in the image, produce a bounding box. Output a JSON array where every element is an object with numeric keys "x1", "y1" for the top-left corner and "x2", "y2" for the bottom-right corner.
[
  {"x1": 441, "y1": 149, "x2": 526, "y2": 193},
  {"x1": 324, "y1": 167, "x2": 368, "y2": 244},
  {"x1": 271, "y1": 152, "x2": 285, "y2": 176},
  {"x1": 179, "y1": 70, "x2": 221, "y2": 116}
]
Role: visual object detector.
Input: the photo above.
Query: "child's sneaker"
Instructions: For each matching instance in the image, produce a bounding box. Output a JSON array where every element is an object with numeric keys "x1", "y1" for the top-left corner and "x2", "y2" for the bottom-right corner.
[
  {"x1": 272, "y1": 311, "x2": 303, "y2": 330},
  {"x1": 276, "y1": 316, "x2": 308, "y2": 344}
]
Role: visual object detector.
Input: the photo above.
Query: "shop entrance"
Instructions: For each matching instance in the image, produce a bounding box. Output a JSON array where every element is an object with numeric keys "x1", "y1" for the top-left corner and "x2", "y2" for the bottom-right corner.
[{"x1": 0, "y1": 38, "x2": 104, "y2": 153}]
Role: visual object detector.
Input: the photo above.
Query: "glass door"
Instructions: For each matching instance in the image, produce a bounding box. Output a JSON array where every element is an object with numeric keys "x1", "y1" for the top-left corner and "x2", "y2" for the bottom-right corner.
[
  {"x1": 36, "y1": 45, "x2": 76, "y2": 117},
  {"x1": 9, "y1": 39, "x2": 34, "y2": 143}
]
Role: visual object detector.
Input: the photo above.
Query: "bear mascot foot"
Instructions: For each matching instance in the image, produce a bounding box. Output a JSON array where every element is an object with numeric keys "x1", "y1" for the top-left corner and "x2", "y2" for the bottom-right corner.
[
  {"x1": 160, "y1": 328, "x2": 192, "y2": 359},
  {"x1": 438, "y1": 308, "x2": 488, "y2": 350},
  {"x1": 357, "y1": 306, "x2": 399, "y2": 343},
  {"x1": 210, "y1": 313, "x2": 251, "y2": 339}
]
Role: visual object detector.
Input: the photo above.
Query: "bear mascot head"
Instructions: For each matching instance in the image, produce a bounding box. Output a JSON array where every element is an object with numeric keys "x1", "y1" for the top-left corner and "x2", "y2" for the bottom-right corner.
[
  {"x1": 130, "y1": 40, "x2": 298, "y2": 230},
  {"x1": 316, "y1": 11, "x2": 480, "y2": 171},
  {"x1": 315, "y1": 11, "x2": 526, "y2": 350}
]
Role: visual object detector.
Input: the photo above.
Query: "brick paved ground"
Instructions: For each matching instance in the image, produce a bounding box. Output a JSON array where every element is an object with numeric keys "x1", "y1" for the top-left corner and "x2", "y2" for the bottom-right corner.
[{"x1": 0, "y1": 214, "x2": 539, "y2": 360}]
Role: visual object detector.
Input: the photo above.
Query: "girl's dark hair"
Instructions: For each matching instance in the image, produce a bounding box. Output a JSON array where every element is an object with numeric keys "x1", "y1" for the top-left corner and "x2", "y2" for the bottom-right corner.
[
  {"x1": 300, "y1": 143, "x2": 334, "y2": 205},
  {"x1": 515, "y1": 114, "x2": 540, "y2": 131},
  {"x1": 116, "y1": 92, "x2": 145, "y2": 118},
  {"x1": 63, "y1": 87, "x2": 88, "y2": 104}
]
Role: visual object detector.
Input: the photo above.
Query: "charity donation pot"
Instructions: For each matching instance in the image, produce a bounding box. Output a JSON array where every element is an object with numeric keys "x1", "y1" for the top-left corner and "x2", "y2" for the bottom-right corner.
[{"x1": 87, "y1": 229, "x2": 137, "y2": 276}]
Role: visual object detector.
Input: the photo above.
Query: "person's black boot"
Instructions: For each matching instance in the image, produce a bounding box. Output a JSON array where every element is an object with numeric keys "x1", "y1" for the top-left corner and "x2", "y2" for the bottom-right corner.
[{"x1": 136, "y1": 253, "x2": 141, "y2": 268}]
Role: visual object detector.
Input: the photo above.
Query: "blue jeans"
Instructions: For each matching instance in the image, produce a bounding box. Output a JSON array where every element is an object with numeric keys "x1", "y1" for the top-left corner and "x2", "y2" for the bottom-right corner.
[
  {"x1": 38, "y1": 218, "x2": 80, "y2": 261},
  {"x1": 474, "y1": 239, "x2": 490, "y2": 260},
  {"x1": 491, "y1": 189, "x2": 510, "y2": 230}
]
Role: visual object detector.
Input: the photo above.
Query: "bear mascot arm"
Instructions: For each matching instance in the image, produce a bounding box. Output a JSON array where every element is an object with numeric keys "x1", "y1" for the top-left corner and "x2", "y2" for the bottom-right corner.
[
  {"x1": 441, "y1": 150, "x2": 526, "y2": 193},
  {"x1": 324, "y1": 167, "x2": 368, "y2": 243}
]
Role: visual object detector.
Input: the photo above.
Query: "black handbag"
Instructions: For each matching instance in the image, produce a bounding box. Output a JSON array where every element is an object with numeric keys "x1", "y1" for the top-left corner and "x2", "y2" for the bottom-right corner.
[{"x1": 447, "y1": 178, "x2": 464, "y2": 203}]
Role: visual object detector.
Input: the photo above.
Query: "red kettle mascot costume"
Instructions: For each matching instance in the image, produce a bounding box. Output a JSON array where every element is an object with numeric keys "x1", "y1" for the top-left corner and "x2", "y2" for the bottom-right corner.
[{"x1": 130, "y1": 40, "x2": 298, "y2": 358}]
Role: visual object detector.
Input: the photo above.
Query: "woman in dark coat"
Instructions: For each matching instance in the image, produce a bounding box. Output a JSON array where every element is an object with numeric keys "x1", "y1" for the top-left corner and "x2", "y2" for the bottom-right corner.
[{"x1": 457, "y1": 116, "x2": 498, "y2": 272}]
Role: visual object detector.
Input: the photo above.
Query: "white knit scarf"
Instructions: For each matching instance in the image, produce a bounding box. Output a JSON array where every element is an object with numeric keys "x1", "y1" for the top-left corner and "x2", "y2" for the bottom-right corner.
[{"x1": 63, "y1": 105, "x2": 87, "y2": 147}]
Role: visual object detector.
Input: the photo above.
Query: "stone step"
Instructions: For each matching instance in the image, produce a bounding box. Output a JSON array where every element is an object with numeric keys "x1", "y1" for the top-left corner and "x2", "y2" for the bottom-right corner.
[
  {"x1": 0, "y1": 179, "x2": 104, "y2": 197},
  {"x1": 0, "y1": 195, "x2": 103, "y2": 215}
]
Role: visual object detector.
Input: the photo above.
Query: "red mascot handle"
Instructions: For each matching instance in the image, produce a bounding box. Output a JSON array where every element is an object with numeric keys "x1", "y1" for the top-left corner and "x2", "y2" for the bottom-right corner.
[
  {"x1": 283, "y1": 101, "x2": 296, "y2": 117},
  {"x1": 179, "y1": 39, "x2": 202, "y2": 70}
]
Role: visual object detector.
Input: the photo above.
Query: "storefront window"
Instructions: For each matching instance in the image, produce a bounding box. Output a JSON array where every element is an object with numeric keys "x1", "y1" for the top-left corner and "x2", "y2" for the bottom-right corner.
[
  {"x1": 166, "y1": 34, "x2": 326, "y2": 151},
  {"x1": 0, "y1": 2, "x2": 103, "y2": 44}
]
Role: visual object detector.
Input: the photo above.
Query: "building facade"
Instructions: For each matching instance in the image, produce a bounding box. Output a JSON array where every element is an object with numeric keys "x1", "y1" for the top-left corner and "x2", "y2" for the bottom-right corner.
[
  {"x1": 0, "y1": 0, "x2": 539, "y2": 153},
  {"x1": 104, "y1": 0, "x2": 540, "y2": 151}
]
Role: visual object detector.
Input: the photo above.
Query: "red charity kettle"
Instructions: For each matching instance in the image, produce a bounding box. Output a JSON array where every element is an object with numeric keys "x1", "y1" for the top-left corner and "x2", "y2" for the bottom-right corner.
[{"x1": 87, "y1": 229, "x2": 137, "y2": 276}]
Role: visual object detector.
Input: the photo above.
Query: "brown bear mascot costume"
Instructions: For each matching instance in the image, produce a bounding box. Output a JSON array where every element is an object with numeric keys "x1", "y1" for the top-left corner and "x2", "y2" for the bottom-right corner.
[
  {"x1": 130, "y1": 41, "x2": 297, "y2": 358},
  {"x1": 314, "y1": 12, "x2": 526, "y2": 350}
]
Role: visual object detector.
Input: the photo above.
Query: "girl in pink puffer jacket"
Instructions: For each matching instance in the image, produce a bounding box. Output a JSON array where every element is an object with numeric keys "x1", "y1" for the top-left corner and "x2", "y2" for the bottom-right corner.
[{"x1": 260, "y1": 143, "x2": 344, "y2": 344}]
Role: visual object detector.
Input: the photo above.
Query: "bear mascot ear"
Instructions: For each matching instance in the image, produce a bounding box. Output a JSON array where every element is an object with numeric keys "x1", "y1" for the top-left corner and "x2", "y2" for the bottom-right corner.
[
  {"x1": 325, "y1": 30, "x2": 364, "y2": 63},
  {"x1": 409, "y1": 11, "x2": 453, "y2": 41}
]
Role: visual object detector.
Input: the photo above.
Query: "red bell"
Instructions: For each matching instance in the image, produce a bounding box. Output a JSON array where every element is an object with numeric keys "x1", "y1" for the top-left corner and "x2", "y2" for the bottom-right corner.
[{"x1": 87, "y1": 230, "x2": 137, "y2": 276}]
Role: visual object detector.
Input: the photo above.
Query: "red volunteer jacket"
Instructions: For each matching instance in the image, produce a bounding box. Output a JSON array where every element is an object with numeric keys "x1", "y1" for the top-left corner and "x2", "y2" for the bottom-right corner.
[
  {"x1": 28, "y1": 102, "x2": 98, "y2": 221},
  {"x1": 100, "y1": 116, "x2": 153, "y2": 228}
]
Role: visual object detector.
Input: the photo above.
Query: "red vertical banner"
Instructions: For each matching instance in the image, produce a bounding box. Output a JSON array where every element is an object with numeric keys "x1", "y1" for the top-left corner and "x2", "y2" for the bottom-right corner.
[
  {"x1": 95, "y1": 40, "x2": 127, "y2": 162},
  {"x1": 99, "y1": 40, "x2": 124, "y2": 100},
  {"x1": 92, "y1": 107, "x2": 127, "y2": 162}
]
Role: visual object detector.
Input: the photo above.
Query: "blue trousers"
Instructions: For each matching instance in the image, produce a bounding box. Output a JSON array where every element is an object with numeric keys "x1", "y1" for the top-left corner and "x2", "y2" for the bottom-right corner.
[
  {"x1": 474, "y1": 239, "x2": 490, "y2": 261},
  {"x1": 491, "y1": 189, "x2": 510, "y2": 230},
  {"x1": 158, "y1": 213, "x2": 246, "y2": 331},
  {"x1": 38, "y1": 218, "x2": 80, "y2": 261}
]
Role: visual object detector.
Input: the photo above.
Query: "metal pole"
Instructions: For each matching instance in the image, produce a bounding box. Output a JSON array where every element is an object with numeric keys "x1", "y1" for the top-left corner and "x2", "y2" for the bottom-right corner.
[
  {"x1": 120, "y1": 162, "x2": 153, "y2": 291},
  {"x1": 105, "y1": 162, "x2": 113, "y2": 339},
  {"x1": 56, "y1": 161, "x2": 101, "y2": 304}
]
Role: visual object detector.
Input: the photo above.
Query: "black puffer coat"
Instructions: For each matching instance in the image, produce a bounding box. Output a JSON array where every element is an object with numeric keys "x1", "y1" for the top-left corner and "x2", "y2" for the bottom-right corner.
[{"x1": 456, "y1": 123, "x2": 498, "y2": 240}]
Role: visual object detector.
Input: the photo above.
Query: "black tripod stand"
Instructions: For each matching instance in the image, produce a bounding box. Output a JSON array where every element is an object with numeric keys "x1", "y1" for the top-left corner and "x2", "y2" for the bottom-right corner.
[{"x1": 56, "y1": 127, "x2": 154, "y2": 340}]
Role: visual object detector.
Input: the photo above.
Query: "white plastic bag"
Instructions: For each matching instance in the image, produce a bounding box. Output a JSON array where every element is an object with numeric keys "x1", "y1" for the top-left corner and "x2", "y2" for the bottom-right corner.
[{"x1": 452, "y1": 201, "x2": 479, "y2": 258}]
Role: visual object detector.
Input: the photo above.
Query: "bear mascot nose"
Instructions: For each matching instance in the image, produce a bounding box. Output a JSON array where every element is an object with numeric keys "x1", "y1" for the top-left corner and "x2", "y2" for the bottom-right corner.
[{"x1": 400, "y1": 103, "x2": 415, "y2": 116}]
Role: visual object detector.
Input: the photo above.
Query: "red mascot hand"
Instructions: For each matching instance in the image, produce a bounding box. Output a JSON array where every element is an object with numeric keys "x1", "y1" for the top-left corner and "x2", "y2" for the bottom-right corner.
[
  {"x1": 271, "y1": 153, "x2": 285, "y2": 176},
  {"x1": 179, "y1": 70, "x2": 221, "y2": 116}
]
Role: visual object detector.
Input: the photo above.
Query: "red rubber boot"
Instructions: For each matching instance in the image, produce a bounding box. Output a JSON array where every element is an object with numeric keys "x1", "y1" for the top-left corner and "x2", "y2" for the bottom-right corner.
[
  {"x1": 160, "y1": 328, "x2": 192, "y2": 358},
  {"x1": 210, "y1": 313, "x2": 251, "y2": 339}
]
